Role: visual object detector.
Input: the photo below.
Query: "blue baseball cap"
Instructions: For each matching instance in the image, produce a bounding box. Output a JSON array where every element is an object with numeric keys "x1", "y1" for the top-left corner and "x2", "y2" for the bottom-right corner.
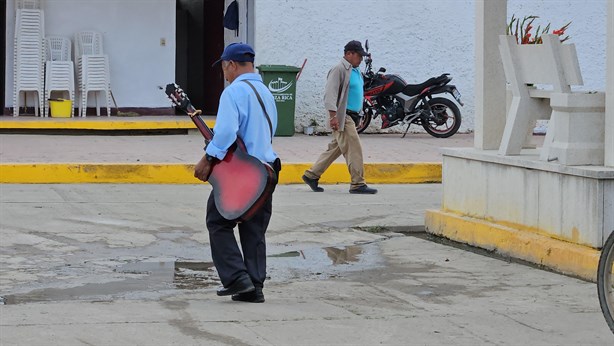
[{"x1": 212, "y1": 43, "x2": 255, "y2": 67}]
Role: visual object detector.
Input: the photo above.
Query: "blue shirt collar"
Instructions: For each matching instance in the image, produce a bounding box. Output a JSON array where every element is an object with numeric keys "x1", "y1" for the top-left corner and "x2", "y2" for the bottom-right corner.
[{"x1": 232, "y1": 72, "x2": 263, "y2": 84}]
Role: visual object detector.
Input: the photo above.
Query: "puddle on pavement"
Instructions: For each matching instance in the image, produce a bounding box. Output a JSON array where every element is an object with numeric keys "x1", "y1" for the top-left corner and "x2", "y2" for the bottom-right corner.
[
  {"x1": 269, "y1": 245, "x2": 363, "y2": 264},
  {"x1": 2, "y1": 261, "x2": 218, "y2": 305},
  {"x1": 1, "y1": 244, "x2": 383, "y2": 305},
  {"x1": 266, "y1": 243, "x2": 382, "y2": 282}
]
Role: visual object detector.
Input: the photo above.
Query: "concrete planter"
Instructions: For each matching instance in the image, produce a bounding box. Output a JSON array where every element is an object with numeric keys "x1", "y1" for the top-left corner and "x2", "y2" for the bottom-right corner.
[
  {"x1": 498, "y1": 34, "x2": 585, "y2": 157},
  {"x1": 547, "y1": 92, "x2": 606, "y2": 165}
]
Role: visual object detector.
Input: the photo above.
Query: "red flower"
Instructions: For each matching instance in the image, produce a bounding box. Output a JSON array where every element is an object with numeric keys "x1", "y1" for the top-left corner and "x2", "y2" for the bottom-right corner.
[
  {"x1": 521, "y1": 33, "x2": 532, "y2": 44},
  {"x1": 507, "y1": 15, "x2": 571, "y2": 45}
]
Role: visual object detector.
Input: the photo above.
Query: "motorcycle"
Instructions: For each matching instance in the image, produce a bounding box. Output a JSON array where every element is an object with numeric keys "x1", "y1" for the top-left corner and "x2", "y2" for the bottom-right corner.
[{"x1": 355, "y1": 40, "x2": 464, "y2": 138}]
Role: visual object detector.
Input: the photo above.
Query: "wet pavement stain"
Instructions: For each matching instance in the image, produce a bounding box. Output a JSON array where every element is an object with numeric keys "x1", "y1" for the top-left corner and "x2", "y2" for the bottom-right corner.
[
  {"x1": 117, "y1": 261, "x2": 220, "y2": 290},
  {"x1": 0, "y1": 227, "x2": 560, "y2": 306},
  {"x1": 2, "y1": 260, "x2": 219, "y2": 304},
  {"x1": 1, "y1": 244, "x2": 383, "y2": 304}
]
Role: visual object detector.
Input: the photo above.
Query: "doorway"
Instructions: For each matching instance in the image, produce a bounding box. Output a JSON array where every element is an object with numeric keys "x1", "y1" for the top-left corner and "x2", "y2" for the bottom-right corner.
[
  {"x1": 176, "y1": 0, "x2": 225, "y2": 115},
  {"x1": 1, "y1": 0, "x2": 5, "y2": 115}
]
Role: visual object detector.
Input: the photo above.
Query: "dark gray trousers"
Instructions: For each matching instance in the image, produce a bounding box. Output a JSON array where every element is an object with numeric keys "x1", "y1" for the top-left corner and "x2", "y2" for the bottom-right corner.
[{"x1": 206, "y1": 192, "x2": 272, "y2": 288}]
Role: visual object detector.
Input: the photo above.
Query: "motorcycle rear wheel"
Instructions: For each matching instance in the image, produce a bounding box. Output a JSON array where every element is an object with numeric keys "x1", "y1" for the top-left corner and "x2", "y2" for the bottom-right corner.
[
  {"x1": 422, "y1": 97, "x2": 461, "y2": 138},
  {"x1": 355, "y1": 111, "x2": 371, "y2": 134}
]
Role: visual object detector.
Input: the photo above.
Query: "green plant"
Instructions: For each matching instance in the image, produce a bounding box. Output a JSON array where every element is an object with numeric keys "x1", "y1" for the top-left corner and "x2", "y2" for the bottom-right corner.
[
  {"x1": 309, "y1": 118, "x2": 318, "y2": 127},
  {"x1": 507, "y1": 14, "x2": 571, "y2": 44}
]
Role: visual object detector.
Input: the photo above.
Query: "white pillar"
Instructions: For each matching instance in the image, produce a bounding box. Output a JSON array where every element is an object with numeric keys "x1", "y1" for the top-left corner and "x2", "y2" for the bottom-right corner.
[
  {"x1": 474, "y1": 0, "x2": 507, "y2": 150},
  {"x1": 606, "y1": 0, "x2": 614, "y2": 167}
]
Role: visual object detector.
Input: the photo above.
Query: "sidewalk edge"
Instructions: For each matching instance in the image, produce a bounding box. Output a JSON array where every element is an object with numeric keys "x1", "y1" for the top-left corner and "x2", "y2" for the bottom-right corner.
[{"x1": 424, "y1": 209, "x2": 600, "y2": 282}]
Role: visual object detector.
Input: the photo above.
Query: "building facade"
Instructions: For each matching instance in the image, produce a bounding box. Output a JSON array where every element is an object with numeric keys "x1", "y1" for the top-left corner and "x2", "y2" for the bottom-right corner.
[{"x1": 3, "y1": 0, "x2": 608, "y2": 133}]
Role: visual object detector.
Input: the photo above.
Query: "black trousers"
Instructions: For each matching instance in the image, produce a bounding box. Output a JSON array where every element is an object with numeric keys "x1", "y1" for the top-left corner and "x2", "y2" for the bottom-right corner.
[{"x1": 206, "y1": 191, "x2": 273, "y2": 288}]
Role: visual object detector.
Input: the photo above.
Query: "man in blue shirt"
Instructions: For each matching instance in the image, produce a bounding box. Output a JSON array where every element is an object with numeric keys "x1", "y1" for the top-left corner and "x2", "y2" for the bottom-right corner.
[{"x1": 194, "y1": 43, "x2": 280, "y2": 303}]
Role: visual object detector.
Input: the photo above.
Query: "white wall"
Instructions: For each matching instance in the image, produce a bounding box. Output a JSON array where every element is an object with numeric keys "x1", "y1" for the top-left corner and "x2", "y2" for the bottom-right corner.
[
  {"x1": 253, "y1": 0, "x2": 607, "y2": 133},
  {"x1": 5, "y1": 0, "x2": 175, "y2": 108}
]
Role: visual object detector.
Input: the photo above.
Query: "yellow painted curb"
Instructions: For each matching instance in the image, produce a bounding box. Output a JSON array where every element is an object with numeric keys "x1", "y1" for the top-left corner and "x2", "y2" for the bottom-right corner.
[
  {"x1": 282, "y1": 162, "x2": 441, "y2": 184},
  {"x1": 0, "y1": 163, "x2": 200, "y2": 184},
  {"x1": 424, "y1": 209, "x2": 600, "y2": 282},
  {"x1": 0, "y1": 162, "x2": 441, "y2": 185},
  {"x1": 0, "y1": 119, "x2": 212, "y2": 130}
]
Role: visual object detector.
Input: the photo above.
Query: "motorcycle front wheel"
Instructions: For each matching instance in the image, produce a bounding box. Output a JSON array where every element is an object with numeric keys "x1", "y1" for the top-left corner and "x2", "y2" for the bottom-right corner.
[
  {"x1": 355, "y1": 111, "x2": 372, "y2": 134},
  {"x1": 422, "y1": 97, "x2": 461, "y2": 138}
]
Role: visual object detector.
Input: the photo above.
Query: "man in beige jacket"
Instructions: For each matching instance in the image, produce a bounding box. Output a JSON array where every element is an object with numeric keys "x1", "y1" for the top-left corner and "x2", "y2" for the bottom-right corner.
[{"x1": 302, "y1": 40, "x2": 377, "y2": 194}]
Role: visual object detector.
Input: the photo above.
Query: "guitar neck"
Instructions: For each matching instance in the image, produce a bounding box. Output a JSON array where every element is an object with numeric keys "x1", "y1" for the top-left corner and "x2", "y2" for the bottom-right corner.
[{"x1": 185, "y1": 103, "x2": 214, "y2": 142}]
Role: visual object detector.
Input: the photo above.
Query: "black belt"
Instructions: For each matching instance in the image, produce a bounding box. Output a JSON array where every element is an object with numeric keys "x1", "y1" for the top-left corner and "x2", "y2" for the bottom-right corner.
[
  {"x1": 346, "y1": 110, "x2": 361, "y2": 124},
  {"x1": 269, "y1": 158, "x2": 282, "y2": 174}
]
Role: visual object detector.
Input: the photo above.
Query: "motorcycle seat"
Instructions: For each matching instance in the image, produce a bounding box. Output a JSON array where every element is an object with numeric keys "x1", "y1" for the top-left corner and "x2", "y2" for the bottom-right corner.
[{"x1": 402, "y1": 74, "x2": 450, "y2": 96}]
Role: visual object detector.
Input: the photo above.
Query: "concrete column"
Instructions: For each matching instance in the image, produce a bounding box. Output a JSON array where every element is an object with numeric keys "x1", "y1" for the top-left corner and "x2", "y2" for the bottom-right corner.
[
  {"x1": 474, "y1": 0, "x2": 507, "y2": 150},
  {"x1": 248, "y1": 0, "x2": 256, "y2": 46},
  {"x1": 606, "y1": 0, "x2": 614, "y2": 167}
]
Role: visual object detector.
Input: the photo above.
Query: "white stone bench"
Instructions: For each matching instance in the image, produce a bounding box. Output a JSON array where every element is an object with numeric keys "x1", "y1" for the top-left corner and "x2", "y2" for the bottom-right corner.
[{"x1": 498, "y1": 34, "x2": 606, "y2": 165}]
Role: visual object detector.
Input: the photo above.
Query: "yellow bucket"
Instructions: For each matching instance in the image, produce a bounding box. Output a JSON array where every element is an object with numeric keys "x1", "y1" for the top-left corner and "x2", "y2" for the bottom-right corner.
[{"x1": 49, "y1": 99, "x2": 72, "y2": 118}]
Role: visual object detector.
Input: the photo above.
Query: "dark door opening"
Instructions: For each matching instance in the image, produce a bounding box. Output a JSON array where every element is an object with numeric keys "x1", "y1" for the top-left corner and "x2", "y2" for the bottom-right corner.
[
  {"x1": 176, "y1": 0, "x2": 224, "y2": 115},
  {"x1": 1, "y1": 0, "x2": 6, "y2": 115}
]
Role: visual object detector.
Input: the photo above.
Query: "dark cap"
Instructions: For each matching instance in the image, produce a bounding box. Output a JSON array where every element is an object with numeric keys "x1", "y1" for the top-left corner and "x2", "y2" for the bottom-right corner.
[
  {"x1": 344, "y1": 40, "x2": 368, "y2": 56},
  {"x1": 212, "y1": 42, "x2": 255, "y2": 67}
]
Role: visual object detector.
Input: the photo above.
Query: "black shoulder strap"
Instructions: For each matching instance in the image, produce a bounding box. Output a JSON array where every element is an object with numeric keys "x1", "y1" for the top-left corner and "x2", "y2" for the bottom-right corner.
[{"x1": 243, "y1": 80, "x2": 273, "y2": 143}]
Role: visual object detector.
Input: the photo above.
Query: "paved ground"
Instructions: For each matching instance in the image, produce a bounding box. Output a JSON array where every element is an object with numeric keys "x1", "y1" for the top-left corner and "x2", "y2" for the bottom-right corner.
[
  {"x1": 0, "y1": 132, "x2": 477, "y2": 164},
  {"x1": 1, "y1": 183, "x2": 612, "y2": 345},
  {"x1": 1, "y1": 130, "x2": 610, "y2": 344}
]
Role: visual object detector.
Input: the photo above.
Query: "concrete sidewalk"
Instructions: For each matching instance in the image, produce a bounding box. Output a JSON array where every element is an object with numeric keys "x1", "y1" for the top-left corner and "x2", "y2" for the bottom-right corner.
[
  {"x1": 1, "y1": 183, "x2": 612, "y2": 344},
  {"x1": 0, "y1": 132, "x2": 478, "y2": 184},
  {"x1": 0, "y1": 115, "x2": 549, "y2": 184},
  {"x1": 0, "y1": 132, "x2": 474, "y2": 163}
]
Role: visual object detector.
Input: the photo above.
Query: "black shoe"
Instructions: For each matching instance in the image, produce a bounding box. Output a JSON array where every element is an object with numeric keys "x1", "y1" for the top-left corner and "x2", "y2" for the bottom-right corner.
[
  {"x1": 232, "y1": 287, "x2": 265, "y2": 303},
  {"x1": 349, "y1": 185, "x2": 378, "y2": 194},
  {"x1": 216, "y1": 274, "x2": 255, "y2": 296},
  {"x1": 302, "y1": 174, "x2": 324, "y2": 192}
]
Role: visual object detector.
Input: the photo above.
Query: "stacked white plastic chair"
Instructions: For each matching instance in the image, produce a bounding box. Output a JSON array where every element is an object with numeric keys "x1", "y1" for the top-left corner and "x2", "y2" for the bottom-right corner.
[
  {"x1": 13, "y1": 7, "x2": 46, "y2": 117},
  {"x1": 16, "y1": 0, "x2": 42, "y2": 9},
  {"x1": 74, "y1": 31, "x2": 112, "y2": 117},
  {"x1": 44, "y1": 36, "x2": 75, "y2": 117}
]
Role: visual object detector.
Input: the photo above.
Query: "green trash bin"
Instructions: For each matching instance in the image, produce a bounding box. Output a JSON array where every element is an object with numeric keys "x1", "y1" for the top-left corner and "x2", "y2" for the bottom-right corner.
[{"x1": 257, "y1": 65, "x2": 301, "y2": 136}]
